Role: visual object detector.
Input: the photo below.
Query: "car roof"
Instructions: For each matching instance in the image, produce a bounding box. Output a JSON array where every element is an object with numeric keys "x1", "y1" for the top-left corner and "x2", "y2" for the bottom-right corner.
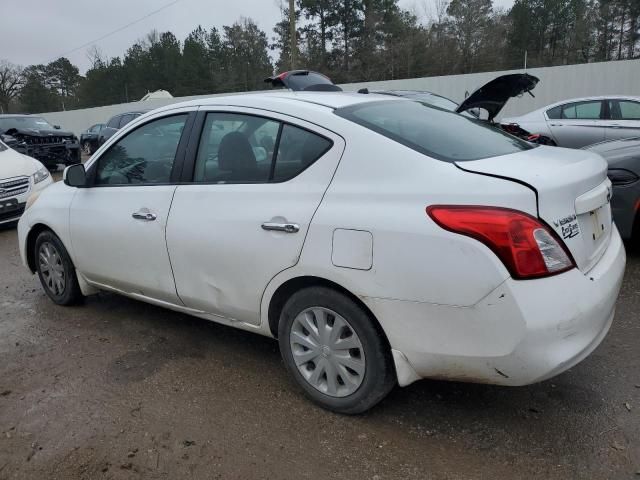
[{"x1": 153, "y1": 91, "x2": 398, "y2": 115}]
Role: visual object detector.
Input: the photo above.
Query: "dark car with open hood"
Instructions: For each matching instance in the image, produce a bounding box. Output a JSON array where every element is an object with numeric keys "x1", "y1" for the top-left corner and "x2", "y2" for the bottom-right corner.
[{"x1": 0, "y1": 115, "x2": 80, "y2": 170}]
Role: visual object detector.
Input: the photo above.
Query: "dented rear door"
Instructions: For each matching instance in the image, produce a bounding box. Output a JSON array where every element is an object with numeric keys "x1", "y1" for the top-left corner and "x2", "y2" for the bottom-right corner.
[{"x1": 165, "y1": 107, "x2": 345, "y2": 325}]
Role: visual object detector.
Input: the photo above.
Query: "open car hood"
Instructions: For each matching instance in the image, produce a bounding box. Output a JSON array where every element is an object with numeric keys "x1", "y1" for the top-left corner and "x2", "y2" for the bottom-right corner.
[{"x1": 455, "y1": 73, "x2": 539, "y2": 122}]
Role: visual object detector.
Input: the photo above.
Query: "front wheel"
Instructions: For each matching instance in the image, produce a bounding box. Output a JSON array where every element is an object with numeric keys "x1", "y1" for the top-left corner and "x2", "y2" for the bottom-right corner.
[
  {"x1": 34, "y1": 230, "x2": 83, "y2": 306},
  {"x1": 278, "y1": 287, "x2": 396, "y2": 414}
]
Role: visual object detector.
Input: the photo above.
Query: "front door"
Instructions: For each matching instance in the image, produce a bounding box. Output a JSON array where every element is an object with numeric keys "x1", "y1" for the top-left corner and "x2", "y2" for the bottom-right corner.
[
  {"x1": 166, "y1": 108, "x2": 345, "y2": 325},
  {"x1": 547, "y1": 100, "x2": 605, "y2": 148},
  {"x1": 70, "y1": 112, "x2": 192, "y2": 303}
]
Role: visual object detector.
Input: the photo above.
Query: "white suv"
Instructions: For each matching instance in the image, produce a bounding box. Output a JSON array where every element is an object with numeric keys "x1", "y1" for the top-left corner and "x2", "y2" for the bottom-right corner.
[
  {"x1": 18, "y1": 92, "x2": 625, "y2": 413},
  {"x1": 0, "y1": 139, "x2": 52, "y2": 226}
]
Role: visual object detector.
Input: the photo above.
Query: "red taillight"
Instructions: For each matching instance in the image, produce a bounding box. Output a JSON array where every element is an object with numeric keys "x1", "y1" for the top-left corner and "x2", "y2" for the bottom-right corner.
[
  {"x1": 426, "y1": 205, "x2": 575, "y2": 279},
  {"x1": 527, "y1": 134, "x2": 541, "y2": 142}
]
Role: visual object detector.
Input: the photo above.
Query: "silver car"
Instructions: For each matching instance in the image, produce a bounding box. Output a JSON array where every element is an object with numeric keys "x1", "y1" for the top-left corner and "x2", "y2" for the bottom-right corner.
[{"x1": 502, "y1": 96, "x2": 640, "y2": 148}]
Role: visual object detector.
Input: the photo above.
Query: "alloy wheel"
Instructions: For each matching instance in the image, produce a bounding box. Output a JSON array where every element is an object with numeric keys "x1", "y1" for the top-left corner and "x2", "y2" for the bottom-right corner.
[{"x1": 289, "y1": 307, "x2": 366, "y2": 397}]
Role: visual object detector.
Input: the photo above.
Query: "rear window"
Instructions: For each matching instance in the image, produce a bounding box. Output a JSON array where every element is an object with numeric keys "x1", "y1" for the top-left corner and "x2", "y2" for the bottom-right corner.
[{"x1": 335, "y1": 100, "x2": 534, "y2": 162}]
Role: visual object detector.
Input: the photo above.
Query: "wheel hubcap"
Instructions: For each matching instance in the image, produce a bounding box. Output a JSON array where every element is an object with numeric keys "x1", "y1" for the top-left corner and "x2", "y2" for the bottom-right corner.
[
  {"x1": 39, "y1": 242, "x2": 66, "y2": 296},
  {"x1": 289, "y1": 307, "x2": 366, "y2": 397}
]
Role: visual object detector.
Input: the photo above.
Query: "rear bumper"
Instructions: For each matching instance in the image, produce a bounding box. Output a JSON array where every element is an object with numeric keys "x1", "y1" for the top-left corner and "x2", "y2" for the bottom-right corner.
[{"x1": 365, "y1": 226, "x2": 626, "y2": 386}]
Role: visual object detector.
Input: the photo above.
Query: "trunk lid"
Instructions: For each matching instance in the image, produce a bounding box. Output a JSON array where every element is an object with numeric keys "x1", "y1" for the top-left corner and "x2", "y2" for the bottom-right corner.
[
  {"x1": 456, "y1": 73, "x2": 539, "y2": 122},
  {"x1": 456, "y1": 146, "x2": 612, "y2": 273}
]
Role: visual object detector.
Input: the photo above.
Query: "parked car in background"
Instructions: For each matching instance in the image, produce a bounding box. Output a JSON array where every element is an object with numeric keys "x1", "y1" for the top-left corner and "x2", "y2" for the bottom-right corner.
[
  {"x1": 0, "y1": 114, "x2": 80, "y2": 170},
  {"x1": 585, "y1": 137, "x2": 640, "y2": 241},
  {"x1": 0, "y1": 138, "x2": 52, "y2": 226},
  {"x1": 502, "y1": 96, "x2": 640, "y2": 148},
  {"x1": 18, "y1": 92, "x2": 625, "y2": 414},
  {"x1": 79, "y1": 123, "x2": 105, "y2": 155},
  {"x1": 98, "y1": 111, "x2": 146, "y2": 146}
]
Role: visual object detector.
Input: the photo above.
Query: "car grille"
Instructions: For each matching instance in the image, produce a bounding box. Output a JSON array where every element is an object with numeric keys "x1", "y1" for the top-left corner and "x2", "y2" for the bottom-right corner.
[{"x1": 0, "y1": 176, "x2": 30, "y2": 199}]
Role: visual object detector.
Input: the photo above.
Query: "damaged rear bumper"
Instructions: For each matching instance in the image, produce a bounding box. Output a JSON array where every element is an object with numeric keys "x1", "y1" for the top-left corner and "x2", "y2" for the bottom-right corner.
[{"x1": 364, "y1": 226, "x2": 626, "y2": 387}]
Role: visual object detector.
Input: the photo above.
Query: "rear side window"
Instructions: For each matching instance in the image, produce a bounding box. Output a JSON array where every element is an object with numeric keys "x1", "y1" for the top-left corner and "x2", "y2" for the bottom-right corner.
[
  {"x1": 193, "y1": 112, "x2": 332, "y2": 183},
  {"x1": 609, "y1": 100, "x2": 640, "y2": 120},
  {"x1": 546, "y1": 105, "x2": 562, "y2": 119},
  {"x1": 335, "y1": 100, "x2": 533, "y2": 162},
  {"x1": 107, "y1": 116, "x2": 120, "y2": 128},
  {"x1": 561, "y1": 101, "x2": 602, "y2": 119},
  {"x1": 274, "y1": 125, "x2": 331, "y2": 181}
]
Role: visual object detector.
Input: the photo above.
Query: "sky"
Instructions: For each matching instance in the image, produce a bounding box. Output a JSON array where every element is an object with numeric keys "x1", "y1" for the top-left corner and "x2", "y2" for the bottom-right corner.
[{"x1": 0, "y1": 0, "x2": 515, "y2": 73}]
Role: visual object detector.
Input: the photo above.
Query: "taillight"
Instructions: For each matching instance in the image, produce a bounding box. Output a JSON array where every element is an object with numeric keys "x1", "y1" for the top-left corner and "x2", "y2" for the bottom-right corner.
[{"x1": 426, "y1": 205, "x2": 575, "y2": 279}]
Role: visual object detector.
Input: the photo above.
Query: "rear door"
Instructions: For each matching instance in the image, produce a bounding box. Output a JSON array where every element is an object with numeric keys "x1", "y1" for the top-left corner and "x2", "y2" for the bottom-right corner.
[
  {"x1": 166, "y1": 107, "x2": 345, "y2": 325},
  {"x1": 547, "y1": 100, "x2": 606, "y2": 148},
  {"x1": 604, "y1": 99, "x2": 640, "y2": 141}
]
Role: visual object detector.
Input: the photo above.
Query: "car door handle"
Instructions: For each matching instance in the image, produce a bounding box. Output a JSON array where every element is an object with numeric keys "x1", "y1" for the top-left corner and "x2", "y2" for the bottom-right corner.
[
  {"x1": 261, "y1": 222, "x2": 299, "y2": 233},
  {"x1": 132, "y1": 210, "x2": 157, "y2": 221}
]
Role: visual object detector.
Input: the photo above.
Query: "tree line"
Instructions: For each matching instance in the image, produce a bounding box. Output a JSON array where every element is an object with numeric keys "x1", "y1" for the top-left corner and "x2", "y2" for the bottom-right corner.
[{"x1": 0, "y1": 0, "x2": 638, "y2": 114}]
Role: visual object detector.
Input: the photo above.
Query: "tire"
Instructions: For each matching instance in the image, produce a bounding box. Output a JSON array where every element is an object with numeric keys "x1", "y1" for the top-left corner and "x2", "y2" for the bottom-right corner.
[
  {"x1": 34, "y1": 230, "x2": 83, "y2": 306},
  {"x1": 278, "y1": 287, "x2": 396, "y2": 414}
]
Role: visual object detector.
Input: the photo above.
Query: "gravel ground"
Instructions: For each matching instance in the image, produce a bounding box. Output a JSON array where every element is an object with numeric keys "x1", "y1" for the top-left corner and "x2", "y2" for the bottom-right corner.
[{"x1": 0, "y1": 219, "x2": 638, "y2": 479}]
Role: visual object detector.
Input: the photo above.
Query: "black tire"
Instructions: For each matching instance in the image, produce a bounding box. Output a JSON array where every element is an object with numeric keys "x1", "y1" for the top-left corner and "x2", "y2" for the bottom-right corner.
[
  {"x1": 34, "y1": 230, "x2": 83, "y2": 306},
  {"x1": 278, "y1": 287, "x2": 396, "y2": 414}
]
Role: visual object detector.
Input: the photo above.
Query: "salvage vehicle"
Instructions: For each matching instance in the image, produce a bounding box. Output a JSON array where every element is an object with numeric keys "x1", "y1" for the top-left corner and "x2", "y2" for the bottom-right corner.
[
  {"x1": 0, "y1": 115, "x2": 81, "y2": 170},
  {"x1": 18, "y1": 92, "x2": 625, "y2": 414},
  {"x1": 79, "y1": 123, "x2": 105, "y2": 155},
  {"x1": 0, "y1": 138, "x2": 52, "y2": 226},
  {"x1": 502, "y1": 96, "x2": 640, "y2": 148},
  {"x1": 98, "y1": 111, "x2": 147, "y2": 147},
  {"x1": 585, "y1": 137, "x2": 640, "y2": 241}
]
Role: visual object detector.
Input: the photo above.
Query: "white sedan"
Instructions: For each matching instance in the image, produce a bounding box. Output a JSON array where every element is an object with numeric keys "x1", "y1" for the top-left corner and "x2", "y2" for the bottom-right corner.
[
  {"x1": 17, "y1": 92, "x2": 626, "y2": 413},
  {"x1": 0, "y1": 139, "x2": 52, "y2": 226}
]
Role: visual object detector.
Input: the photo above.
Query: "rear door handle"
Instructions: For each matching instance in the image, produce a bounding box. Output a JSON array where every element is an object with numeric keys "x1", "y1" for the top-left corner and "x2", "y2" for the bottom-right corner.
[
  {"x1": 261, "y1": 222, "x2": 299, "y2": 233},
  {"x1": 132, "y1": 209, "x2": 157, "y2": 221}
]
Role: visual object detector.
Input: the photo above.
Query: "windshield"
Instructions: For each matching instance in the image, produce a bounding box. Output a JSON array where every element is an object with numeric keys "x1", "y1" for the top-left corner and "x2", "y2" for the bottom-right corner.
[
  {"x1": 335, "y1": 100, "x2": 534, "y2": 162},
  {"x1": 0, "y1": 116, "x2": 55, "y2": 132}
]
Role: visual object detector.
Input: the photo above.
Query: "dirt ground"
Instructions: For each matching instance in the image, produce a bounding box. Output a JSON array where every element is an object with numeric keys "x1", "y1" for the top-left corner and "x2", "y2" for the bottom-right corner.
[{"x1": 0, "y1": 220, "x2": 639, "y2": 479}]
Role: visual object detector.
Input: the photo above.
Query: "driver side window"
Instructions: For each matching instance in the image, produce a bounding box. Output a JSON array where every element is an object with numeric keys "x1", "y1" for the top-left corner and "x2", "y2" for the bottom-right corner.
[{"x1": 94, "y1": 114, "x2": 187, "y2": 185}]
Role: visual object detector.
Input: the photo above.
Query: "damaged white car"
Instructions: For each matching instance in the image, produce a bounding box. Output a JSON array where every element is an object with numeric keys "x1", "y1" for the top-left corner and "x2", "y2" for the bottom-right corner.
[{"x1": 17, "y1": 92, "x2": 625, "y2": 413}]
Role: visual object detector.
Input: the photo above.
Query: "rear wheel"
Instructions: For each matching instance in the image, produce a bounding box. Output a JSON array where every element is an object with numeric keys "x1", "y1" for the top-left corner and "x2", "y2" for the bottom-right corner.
[
  {"x1": 278, "y1": 287, "x2": 396, "y2": 414},
  {"x1": 34, "y1": 230, "x2": 83, "y2": 306}
]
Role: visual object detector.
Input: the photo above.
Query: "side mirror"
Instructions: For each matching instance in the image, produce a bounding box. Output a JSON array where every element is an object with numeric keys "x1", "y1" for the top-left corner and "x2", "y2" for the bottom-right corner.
[
  {"x1": 54, "y1": 125, "x2": 61, "y2": 130},
  {"x1": 63, "y1": 164, "x2": 86, "y2": 187}
]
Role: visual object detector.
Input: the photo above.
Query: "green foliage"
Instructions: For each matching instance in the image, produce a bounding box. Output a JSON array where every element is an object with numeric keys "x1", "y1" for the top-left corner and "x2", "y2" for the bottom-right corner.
[{"x1": 2, "y1": 1, "x2": 639, "y2": 113}]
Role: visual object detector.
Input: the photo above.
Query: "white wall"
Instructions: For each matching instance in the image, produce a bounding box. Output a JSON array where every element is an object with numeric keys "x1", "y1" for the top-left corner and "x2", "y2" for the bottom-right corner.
[{"x1": 40, "y1": 59, "x2": 640, "y2": 136}]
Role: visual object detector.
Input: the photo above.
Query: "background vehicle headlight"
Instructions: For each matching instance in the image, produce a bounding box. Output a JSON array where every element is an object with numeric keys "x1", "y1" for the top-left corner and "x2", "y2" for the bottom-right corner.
[{"x1": 33, "y1": 166, "x2": 50, "y2": 184}]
